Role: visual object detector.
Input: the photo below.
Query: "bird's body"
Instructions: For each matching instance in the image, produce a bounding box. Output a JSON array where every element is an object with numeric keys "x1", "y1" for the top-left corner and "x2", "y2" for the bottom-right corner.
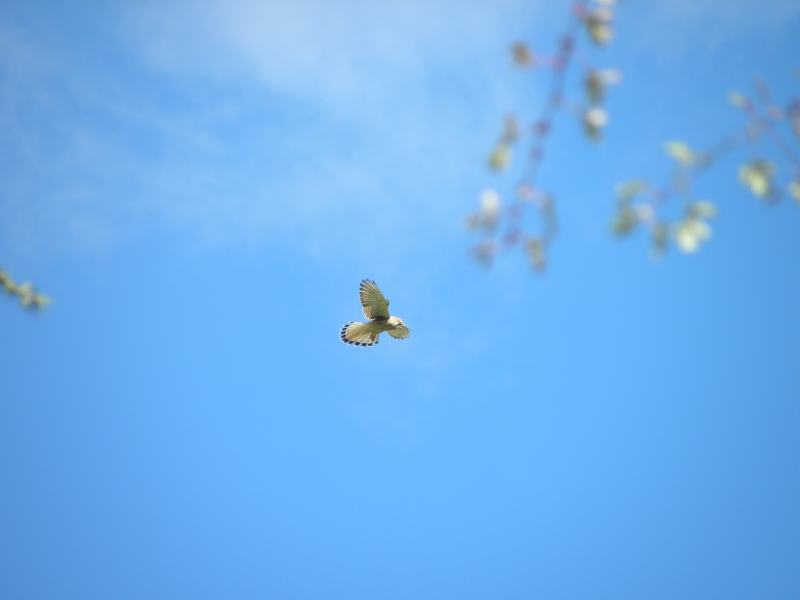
[{"x1": 340, "y1": 280, "x2": 410, "y2": 346}]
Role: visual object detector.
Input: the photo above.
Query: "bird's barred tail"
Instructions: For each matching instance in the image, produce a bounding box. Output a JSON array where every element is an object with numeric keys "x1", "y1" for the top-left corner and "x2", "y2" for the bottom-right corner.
[{"x1": 340, "y1": 321, "x2": 379, "y2": 346}]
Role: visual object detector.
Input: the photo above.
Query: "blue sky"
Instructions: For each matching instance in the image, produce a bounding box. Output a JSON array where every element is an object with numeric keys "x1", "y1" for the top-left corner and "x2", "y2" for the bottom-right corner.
[{"x1": 1, "y1": 1, "x2": 799, "y2": 598}]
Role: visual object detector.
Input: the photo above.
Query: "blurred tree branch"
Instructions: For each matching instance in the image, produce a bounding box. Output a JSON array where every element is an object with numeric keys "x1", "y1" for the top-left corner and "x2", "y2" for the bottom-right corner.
[
  {"x1": 0, "y1": 267, "x2": 51, "y2": 311},
  {"x1": 468, "y1": 0, "x2": 799, "y2": 270},
  {"x1": 612, "y1": 78, "x2": 800, "y2": 256},
  {"x1": 467, "y1": 0, "x2": 620, "y2": 271}
]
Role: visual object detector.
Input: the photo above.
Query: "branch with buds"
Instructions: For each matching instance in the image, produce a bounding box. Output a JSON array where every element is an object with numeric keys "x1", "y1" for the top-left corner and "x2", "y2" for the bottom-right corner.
[
  {"x1": 467, "y1": 0, "x2": 620, "y2": 272},
  {"x1": 0, "y1": 267, "x2": 51, "y2": 311},
  {"x1": 611, "y1": 76, "x2": 800, "y2": 257}
]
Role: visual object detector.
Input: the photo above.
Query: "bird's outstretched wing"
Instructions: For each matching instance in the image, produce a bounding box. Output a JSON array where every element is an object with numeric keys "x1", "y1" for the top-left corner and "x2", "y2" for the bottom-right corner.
[{"x1": 359, "y1": 279, "x2": 390, "y2": 320}]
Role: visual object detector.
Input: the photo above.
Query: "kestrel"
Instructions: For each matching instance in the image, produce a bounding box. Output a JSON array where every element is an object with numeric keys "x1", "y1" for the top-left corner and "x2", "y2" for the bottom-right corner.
[{"x1": 340, "y1": 279, "x2": 411, "y2": 347}]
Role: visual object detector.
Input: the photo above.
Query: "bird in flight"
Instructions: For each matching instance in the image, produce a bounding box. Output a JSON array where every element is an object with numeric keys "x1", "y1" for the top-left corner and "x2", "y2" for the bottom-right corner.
[{"x1": 340, "y1": 279, "x2": 411, "y2": 347}]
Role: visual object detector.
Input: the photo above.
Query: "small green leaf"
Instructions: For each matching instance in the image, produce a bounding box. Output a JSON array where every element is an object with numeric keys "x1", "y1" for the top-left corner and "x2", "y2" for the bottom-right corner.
[
  {"x1": 650, "y1": 223, "x2": 670, "y2": 257},
  {"x1": 488, "y1": 142, "x2": 511, "y2": 171},
  {"x1": 728, "y1": 92, "x2": 749, "y2": 110},
  {"x1": 31, "y1": 294, "x2": 52, "y2": 309},
  {"x1": 526, "y1": 239, "x2": 547, "y2": 271},
  {"x1": 687, "y1": 200, "x2": 717, "y2": 220},
  {"x1": 674, "y1": 218, "x2": 711, "y2": 254},
  {"x1": 611, "y1": 205, "x2": 638, "y2": 236},
  {"x1": 664, "y1": 141, "x2": 695, "y2": 166},
  {"x1": 585, "y1": 69, "x2": 622, "y2": 103},
  {"x1": 738, "y1": 160, "x2": 775, "y2": 199},
  {"x1": 585, "y1": 71, "x2": 603, "y2": 104},
  {"x1": 790, "y1": 181, "x2": 800, "y2": 205},
  {"x1": 674, "y1": 225, "x2": 698, "y2": 254},
  {"x1": 511, "y1": 43, "x2": 534, "y2": 67},
  {"x1": 3, "y1": 279, "x2": 19, "y2": 294},
  {"x1": 615, "y1": 180, "x2": 648, "y2": 203},
  {"x1": 585, "y1": 8, "x2": 614, "y2": 46},
  {"x1": 0, "y1": 269, "x2": 12, "y2": 293},
  {"x1": 0, "y1": 268, "x2": 51, "y2": 310},
  {"x1": 16, "y1": 282, "x2": 34, "y2": 307}
]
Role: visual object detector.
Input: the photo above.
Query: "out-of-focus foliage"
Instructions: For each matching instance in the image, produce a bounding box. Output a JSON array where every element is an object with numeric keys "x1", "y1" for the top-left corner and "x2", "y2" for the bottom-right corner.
[
  {"x1": 790, "y1": 180, "x2": 800, "y2": 204},
  {"x1": 613, "y1": 77, "x2": 799, "y2": 258},
  {"x1": 466, "y1": 189, "x2": 502, "y2": 231},
  {"x1": 664, "y1": 141, "x2": 697, "y2": 167},
  {"x1": 583, "y1": 107, "x2": 609, "y2": 141},
  {"x1": 610, "y1": 180, "x2": 719, "y2": 257},
  {"x1": 0, "y1": 268, "x2": 51, "y2": 311},
  {"x1": 488, "y1": 143, "x2": 512, "y2": 171},
  {"x1": 469, "y1": 3, "x2": 798, "y2": 272},
  {"x1": 674, "y1": 202, "x2": 716, "y2": 254},
  {"x1": 739, "y1": 160, "x2": 775, "y2": 199},
  {"x1": 585, "y1": 68, "x2": 622, "y2": 103},
  {"x1": 584, "y1": 5, "x2": 614, "y2": 46},
  {"x1": 511, "y1": 43, "x2": 535, "y2": 67},
  {"x1": 728, "y1": 92, "x2": 750, "y2": 110},
  {"x1": 487, "y1": 116, "x2": 519, "y2": 172},
  {"x1": 467, "y1": 0, "x2": 620, "y2": 271},
  {"x1": 526, "y1": 238, "x2": 547, "y2": 272}
]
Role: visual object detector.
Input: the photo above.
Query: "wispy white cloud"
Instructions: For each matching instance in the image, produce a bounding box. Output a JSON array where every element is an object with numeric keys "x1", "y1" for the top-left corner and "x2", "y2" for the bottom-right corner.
[
  {"x1": 123, "y1": 0, "x2": 534, "y2": 114},
  {"x1": 1, "y1": 1, "x2": 542, "y2": 263},
  {"x1": 115, "y1": 0, "x2": 543, "y2": 259}
]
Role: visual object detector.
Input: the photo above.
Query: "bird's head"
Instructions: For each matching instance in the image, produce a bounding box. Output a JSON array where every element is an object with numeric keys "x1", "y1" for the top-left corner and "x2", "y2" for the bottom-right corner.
[{"x1": 387, "y1": 316, "x2": 410, "y2": 339}]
